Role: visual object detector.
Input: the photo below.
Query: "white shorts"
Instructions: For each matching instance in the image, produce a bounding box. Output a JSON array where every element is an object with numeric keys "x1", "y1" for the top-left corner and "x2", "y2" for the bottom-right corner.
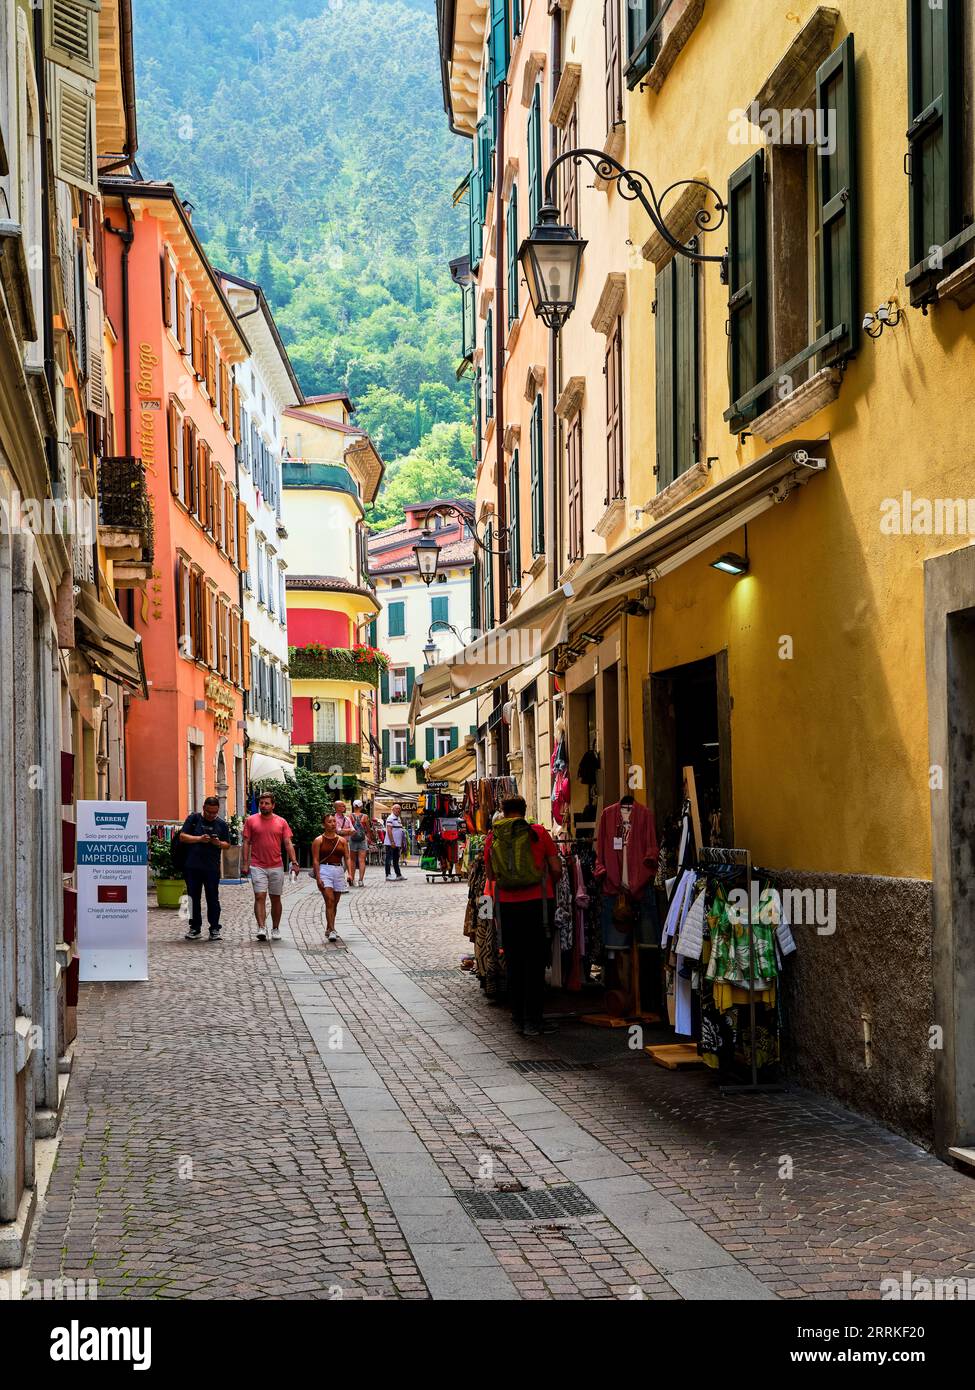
[
  {"x1": 319, "y1": 864, "x2": 348, "y2": 894},
  {"x1": 250, "y1": 865, "x2": 285, "y2": 896}
]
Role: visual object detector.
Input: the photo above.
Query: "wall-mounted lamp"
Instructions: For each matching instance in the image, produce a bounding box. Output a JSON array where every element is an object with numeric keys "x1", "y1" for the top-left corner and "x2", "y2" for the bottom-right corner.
[
  {"x1": 710, "y1": 526, "x2": 750, "y2": 576},
  {"x1": 862, "y1": 301, "x2": 903, "y2": 339}
]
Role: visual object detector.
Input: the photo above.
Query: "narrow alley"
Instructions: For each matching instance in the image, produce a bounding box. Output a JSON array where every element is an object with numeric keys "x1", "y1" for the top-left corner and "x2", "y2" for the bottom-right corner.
[{"x1": 22, "y1": 877, "x2": 975, "y2": 1303}]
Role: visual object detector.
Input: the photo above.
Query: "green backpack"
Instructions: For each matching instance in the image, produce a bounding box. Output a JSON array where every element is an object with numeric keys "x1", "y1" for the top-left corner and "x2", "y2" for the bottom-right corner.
[{"x1": 490, "y1": 818, "x2": 544, "y2": 891}]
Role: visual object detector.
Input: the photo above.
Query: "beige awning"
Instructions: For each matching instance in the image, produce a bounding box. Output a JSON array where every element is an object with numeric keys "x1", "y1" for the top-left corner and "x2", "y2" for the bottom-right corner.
[
  {"x1": 408, "y1": 571, "x2": 596, "y2": 731},
  {"x1": 75, "y1": 584, "x2": 147, "y2": 697},
  {"x1": 249, "y1": 752, "x2": 296, "y2": 784},
  {"x1": 568, "y1": 440, "x2": 829, "y2": 619},
  {"x1": 424, "y1": 741, "x2": 476, "y2": 790}
]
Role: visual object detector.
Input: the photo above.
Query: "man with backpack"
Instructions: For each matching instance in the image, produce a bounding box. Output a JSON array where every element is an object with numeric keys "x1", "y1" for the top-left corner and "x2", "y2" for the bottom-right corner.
[
  {"x1": 178, "y1": 796, "x2": 231, "y2": 942},
  {"x1": 484, "y1": 796, "x2": 562, "y2": 1037}
]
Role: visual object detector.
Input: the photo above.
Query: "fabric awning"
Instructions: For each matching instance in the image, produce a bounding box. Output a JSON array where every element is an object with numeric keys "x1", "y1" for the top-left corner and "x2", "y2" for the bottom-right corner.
[
  {"x1": 568, "y1": 440, "x2": 829, "y2": 618},
  {"x1": 249, "y1": 752, "x2": 296, "y2": 784},
  {"x1": 75, "y1": 584, "x2": 147, "y2": 698},
  {"x1": 424, "y1": 741, "x2": 476, "y2": 790},
  {"x1": 408, "y1": 571, "x2": 596, "y2": 731}
]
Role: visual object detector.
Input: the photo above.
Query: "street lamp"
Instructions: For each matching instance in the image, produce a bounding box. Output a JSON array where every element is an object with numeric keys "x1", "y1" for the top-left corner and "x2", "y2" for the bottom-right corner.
[
  {"x1": 519, "y1": 149, "x2": 728, "y2": 332},
  {"x1": 411, "y1": 502, "x2": 510, "y2": 587}
]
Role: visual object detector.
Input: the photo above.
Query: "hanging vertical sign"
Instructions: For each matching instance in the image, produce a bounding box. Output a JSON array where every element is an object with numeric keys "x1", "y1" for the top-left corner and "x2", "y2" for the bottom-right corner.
[{"x1": 76, "y1": 801, "x2": 149, "y2": 981}]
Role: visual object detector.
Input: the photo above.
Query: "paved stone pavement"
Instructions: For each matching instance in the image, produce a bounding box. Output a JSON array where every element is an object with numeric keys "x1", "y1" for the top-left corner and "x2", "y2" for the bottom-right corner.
[{"x1": 24, "y1": 870, "x2": 975, "y2": 1300}]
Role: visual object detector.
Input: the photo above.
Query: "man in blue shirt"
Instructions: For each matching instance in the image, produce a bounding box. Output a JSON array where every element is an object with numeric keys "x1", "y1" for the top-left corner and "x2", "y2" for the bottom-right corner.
[{"x1": 179, "y1": 797, "x2": 231, "y2": 941}]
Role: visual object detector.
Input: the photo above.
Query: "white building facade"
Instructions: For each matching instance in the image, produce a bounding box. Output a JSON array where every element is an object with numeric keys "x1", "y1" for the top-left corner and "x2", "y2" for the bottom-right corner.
[{"x1": 220, "y1": 273, "x2": 302, "y2": 787}]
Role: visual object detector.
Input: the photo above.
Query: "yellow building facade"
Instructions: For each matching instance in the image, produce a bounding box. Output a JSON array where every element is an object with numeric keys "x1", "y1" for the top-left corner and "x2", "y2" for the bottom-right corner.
[{"x1": 437, "y1": 0, "x2": 975, "y2": 1154}]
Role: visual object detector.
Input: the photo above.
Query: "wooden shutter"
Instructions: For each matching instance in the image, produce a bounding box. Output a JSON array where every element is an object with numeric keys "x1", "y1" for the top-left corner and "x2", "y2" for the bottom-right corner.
[
  {"x1": 406, "y1": 667, "x2": 416, "y2": 699},
  {"x1": 426, "y1": 727, "x2": 435, "y2": 761},
  {"x1": 727, "y1": 152, "x2": 767, "y2": 424},
  {"x1": 816, "y1": 34, "x2": 858, "y2": 362},
  {"x1": 177, "y1": 276, "x2": 190, "y2": 351},
  {"x1": 167, "y1": 399, "x2": 180, "y2": 496},
  {"x1": 450, "y1": 727, "x2": 459, "y2": 752},
  {"x1": 380, "y1": 669, "x2": 390, "y2": 704},
  {"x1": 605, "y1": 318, "x2": 623, "y2": 502},
  {"x1": 46, "y1": 0, "x2": 100, "y2": 80},
  {"x1": 197, "y1": 440, "x2": 210, "y2": 528},
  {"x1": 469, "y1": 153, "x2": 484, "y2": 270},
  {"x1": 674, "y1": 252, "x2": 700, "y2": 479},
  {"x1": 237, "y1": 501, "x2": 249, "y2": 573},
  {"x1": 225, "y1": 483, "x2": 235, "y2": 561},
  {"x1": 230, "y1": 611, "x2": 239, "y2": 686},
  {"x1": 508, "y1": 450, "x2": 520, "y2": 587},
  {"x1": 161, "y1": 254, "x2": 173, "y2": 329},
  {"x1": 907, "y1": 0, "x2": 963, "y2": 292},
  {"x1": 604, "y1": 0, "x2": 623, "y2": 132},
  {"x1": 219, "y1": 361, "x2": 230, "y2": 427},
  {"x1": 655, "y1": 260, "x2": 676, "y2": 488},
  {"x1": 204, "y1": 328, "x2": 215, "y2": 398},
  {"x1": 488, "y1": 0, "x2": 509, "y2": 88},
  {"x1": 527, "y1": 87, "x2": 541, "y2": 227},
  {"x1": 192, "y1": 306, "x2": 205, "y2": 378},
  {"x1": 210, "y1": 460, "x2": 220, "y2": 539},
  {"x1": 382, "y1": 729, "x2": 390, "y2": 765},
  {"x1": 530, "y1": 394, "x2": 544, "y2": 555},
  {"x1": 183, "y1": 418, "x2": 196, "y2": 510},
  {"x1": 507, "y1": 185, "x2": 519, "y2": 325},
  {"x1": 241, "y1": 620, "x2": 251, "y2": 688},
  {"x1": 232, "y1": 382, "x2": 242, "y2": 444},
  {"x1": 190, "y1": 568, "x2": 202, "y2": 661},
  {"x1": 51, "y1": 67, "x2": 97, "y2": 194}
]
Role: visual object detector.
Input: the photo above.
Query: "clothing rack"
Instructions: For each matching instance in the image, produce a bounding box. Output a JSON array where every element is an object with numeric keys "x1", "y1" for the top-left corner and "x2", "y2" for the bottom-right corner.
[{"x1": 698, "y1": 845, "x2": 783, "y2": 1096}]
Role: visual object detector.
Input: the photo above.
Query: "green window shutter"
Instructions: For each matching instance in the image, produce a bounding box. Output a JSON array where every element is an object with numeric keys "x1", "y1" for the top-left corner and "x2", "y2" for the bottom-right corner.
[
  {"x1": 407, "y1": 734, "x2": 416, "y2": 763},
  {"x1": 470, "y1": 724, "x2": 478, "y2": 737},
  {"x1": 481, "y1": 99, "x2": 495, "y2": 199},
  {"x1": 380, "y1": 669, "x2": 390, "y2": 704},
  {"x1": 406, "y1": 666, "x2": 415, "y2": 697},
  {"x1": 431, "y1": 595, "x2": 449, "y2": 627},
  {"x1": 474, "y1": 366, "x2": 483, "y2": 464},
  {"x1": 907, "y1": 0, "x2": 962, "y2": 291},
  {"x1": 489, "y1": 0, "x2": 510, "y2": 88},
  {"x1": 507, "y1": 184, "x2": 519, "y2": 325},
  {"x1": 508, "y1": 449, "x2": 521, "y2": 588},
  {"x1": 674, "y1": 251, "x2": 699, "y2": 477},
  {"x1": 461, "y1": 282, "x2": 475, "y2": 359},
  {"x1": 654, "y1": 259, "x2": 676, "y2": 489},
  {"x1": 470, "y1": 552, "x2": 481, "y2": 629},
  {"x1": 450, "y1": 727, "x2": 459, "y2": 751},
  {"x1": 485, "y1": 311, "x2": 494, "y2": 419},
  {"x1": 815, "y1": 34, "x2": 858, "y2": 363},
  {"x1": 727, "y1": 152, "x2": 768, "y2": 425},
  {"x1": 512, "y1": 0, "x2": 521, "y2": 38},
  {"x1": 388, "y1": 601, "x2": 405, "y2": 638},
  {"x1": 530, "y1": 394, "x2": 544, "y2": 555},
  {"x1": 484, "y1": 523, "x2": 495, "y2": 630},
  {"x1": 527, "y1": 86, "x2": 541, "y2": 227},
  {"x1": 426, "y1": 727, "x2": 435, "y2": 761},
  {"x1": 382, "y1": 729, "x2": 390, "y2": 766}
]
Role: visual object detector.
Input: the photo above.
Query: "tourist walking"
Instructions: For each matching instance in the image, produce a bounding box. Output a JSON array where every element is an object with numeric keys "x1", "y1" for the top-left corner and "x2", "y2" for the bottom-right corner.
[
  {"x1": 485, "y1": 796, "x2": 562, "y2": 1036},
  {"x1": 241, "y1": 791, "x2": 299, "y2": 942},
  {"x1": 348, "y1": 799, "x2": 374, "y2": 886},
  {"x1": 383, "y1": 803, "x2": 407, "y2": 881},
  {"x1": 178, "y1": 796, "x2": 231, "y2": 942},
  {"x1": 312, "y1": 812, "x2": 354, "y2": 942}
]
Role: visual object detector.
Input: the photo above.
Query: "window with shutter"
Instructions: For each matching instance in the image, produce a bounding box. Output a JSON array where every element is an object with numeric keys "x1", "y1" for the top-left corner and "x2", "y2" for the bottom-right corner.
[
  {"x1": 388, "y1": 601, "x2": 406, "y2": 638},
  {"x1": 167, "y1": 398, "x2": 183, "y2": 498},
  {"x1": 237, "y1": 501, "x2": 249, "y2": 573},
  {"x1": 566, "y1": 414, "x2": 584, "y2": 564},
  {"x1": 604, "y1": 0, "x2": 623, "y2": 133},
  {"x1": 655, "y1": 252, "x2": 699, "y2": 489},
  {"x1": 469, "y1": 153, "x2": 484, "y2": 271},
  {"x1": 86, "y1": 283, "x2": 105, "y2": 415},
  {"x1": 508, "y1": 450, "x2": 521, "y2": 588},
  {"x1": 906, "y1": 0, "x2": 968, "y2": 301},
  {"x1": 192, "y1": 306, "x2": 204, "y2": 379},
  {"x1": 527, "y1": 84, "x2": 542, "y2": 228},
  {"x1": 485, "y1": 310, "x2": 494, "y2": 420},
  {"x1": 182, "y1": 419, "x2": 196, "y2": 511},
  {"x1": 470, "y1": 552, "x2": 481, "y2": 630},
  {"x1": 560, "y1": 104, "x2": 580, "y2": 233},
  {"x1": 431, "y1": 594, "x2": 449, "y2": 627},
  {"x1": 605, "y1": 317, "x2": 624, "y2": 503},
  {"x1": 161, "y1": 253, "x2": 174, "y2": 329},
  {"x1": 197, "y1": 440, "x2": 210, "y2": 527},
  {"x1": 625, "y1": 0, "x2": 664, "y2": 90},
  {"x1": 507, "y1": 184, "x2": 519, "y2": 325},
  {"x1": 488, "y1": 0, "x2": 509, "y2": 88},
  {"x1": 483, "y1": 523, "x2": 495, "y2": 630},
  {"x1": 52, "y1": 67, "x2": 96, "y2": 194},
  {"x1": 232, "y1": 382, "x2": 241, "y2": 444},
  {"x1": 45, "y1": 0, "x2": 99, "y2": 82},
  {"x1": 816, "y1": 34, "x2": 858, "y2": 363},
  {"x1": 474, "y1": 366, "x2": 483, "y2": 465},
  {"x1": 241, "y1": 620, "x2": 251, "y2": 689},
  {"x1": 726, "y1": 153, "x2": 767, "y2": 426},
  {"x1": 530, "y1": 393, "x2": 544, "y2": 555}
]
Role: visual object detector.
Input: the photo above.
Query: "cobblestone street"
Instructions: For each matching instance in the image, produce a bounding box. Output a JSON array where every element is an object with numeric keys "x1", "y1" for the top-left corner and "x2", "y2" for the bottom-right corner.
[{"x1": 24, "y1": 873, "x2": 975, "y2": 1301}]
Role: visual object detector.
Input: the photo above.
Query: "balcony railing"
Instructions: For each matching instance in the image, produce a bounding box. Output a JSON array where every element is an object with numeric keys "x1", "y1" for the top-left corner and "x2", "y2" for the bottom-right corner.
[
  {"x1": 308, "y1": 741, "x2": 364, "y2": 775},
  {"x1": 98, "y1": 456, "x2": 154, "y2": 564},
  {"x1": 288, "y1": 645, "x2": 385, "y2": 687}
]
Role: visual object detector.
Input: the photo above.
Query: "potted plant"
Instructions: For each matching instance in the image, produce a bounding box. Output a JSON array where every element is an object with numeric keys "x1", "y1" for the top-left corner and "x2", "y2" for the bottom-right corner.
[
  {"x1": 408, "y1": 757, "x2": 427, "y2": 782},
  {"x1": 222, "y1": 813, "x2": 243, "y2": 880},
  {"x1": 149, "y1": 837, "x2": 186, "y2": 910},
  {"x1": 388, "y1": 764, "x2": 407, "y2": 775}
]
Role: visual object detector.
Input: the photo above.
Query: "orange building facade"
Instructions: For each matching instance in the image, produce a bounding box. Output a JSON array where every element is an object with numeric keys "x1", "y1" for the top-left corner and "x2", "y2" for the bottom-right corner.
[{"x1": 101, "y1": 178, "x2": 249, "y2": 821}]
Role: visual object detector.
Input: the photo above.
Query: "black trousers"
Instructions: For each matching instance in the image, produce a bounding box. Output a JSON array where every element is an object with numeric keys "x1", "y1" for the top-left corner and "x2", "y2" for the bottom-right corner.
[
  {"x1": 498, "y1": 898, "x2": 549, "y2": 1026},
  {"x1": 384, "y1": 845, "x2": 402, "y2": 877},
  {"x1": 184, "y1": 868, "x2": 221, "y2": 931}
]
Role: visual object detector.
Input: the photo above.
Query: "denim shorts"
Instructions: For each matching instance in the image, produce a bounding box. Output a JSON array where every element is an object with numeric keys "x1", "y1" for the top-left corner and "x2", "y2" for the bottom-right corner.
[{"x1": 318, "y1": 864, "x2": 348, "y2": 894}]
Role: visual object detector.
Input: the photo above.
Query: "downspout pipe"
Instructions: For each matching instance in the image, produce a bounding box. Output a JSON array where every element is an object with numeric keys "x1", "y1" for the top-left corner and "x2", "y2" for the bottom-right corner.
[
  {"x1": 33, "y1": 5, "x2": 56, "y2": 488},
  {"x1": 494, "y1": 81, "x2": 509, "y2": 768},
  {"x1": 104, "y1": 197, "x2": 135, "y2": 456}
]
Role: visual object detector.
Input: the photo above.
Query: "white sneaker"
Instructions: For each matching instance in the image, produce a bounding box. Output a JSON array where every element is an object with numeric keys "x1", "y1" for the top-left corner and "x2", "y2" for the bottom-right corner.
[
  {"x1": 271, "y1": 927, "x2": 281, "y2": 941},
  {"x1": 327, "y1": 930, "x2": 339, "y2": 943},
  {"x1": 385, "y1": 874, "x2": 392, "y2": 881},
  {"x1": 256, "y1": 930, "x2": 267, "y2": 942}
]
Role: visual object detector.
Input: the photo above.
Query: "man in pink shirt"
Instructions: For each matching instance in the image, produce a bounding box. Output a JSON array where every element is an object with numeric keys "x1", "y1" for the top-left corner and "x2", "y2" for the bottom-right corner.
[{"x1": 241, "y1": 792, "x2": 299, "y2": 941}]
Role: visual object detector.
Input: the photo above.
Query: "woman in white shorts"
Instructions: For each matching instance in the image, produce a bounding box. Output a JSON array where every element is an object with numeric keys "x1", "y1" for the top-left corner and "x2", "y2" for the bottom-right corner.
[{"x1": 311, "y1": 813, "x2": 354, "y2": 942}]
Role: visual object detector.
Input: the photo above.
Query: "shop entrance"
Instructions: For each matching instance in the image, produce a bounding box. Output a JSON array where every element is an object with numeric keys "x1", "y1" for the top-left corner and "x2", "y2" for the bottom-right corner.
[{"x1": 647, "y1": 651, "x2": 734, "y2": 848}]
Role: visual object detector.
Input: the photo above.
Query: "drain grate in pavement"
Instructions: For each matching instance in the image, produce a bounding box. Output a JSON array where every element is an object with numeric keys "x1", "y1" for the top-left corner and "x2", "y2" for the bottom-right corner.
[
  {"x1": 455, "y1": 1184, "x2": 600, "y2": 1222},
  {"x1": 509, "y1": 1059, "x2": 597, "y2": 1074}
]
